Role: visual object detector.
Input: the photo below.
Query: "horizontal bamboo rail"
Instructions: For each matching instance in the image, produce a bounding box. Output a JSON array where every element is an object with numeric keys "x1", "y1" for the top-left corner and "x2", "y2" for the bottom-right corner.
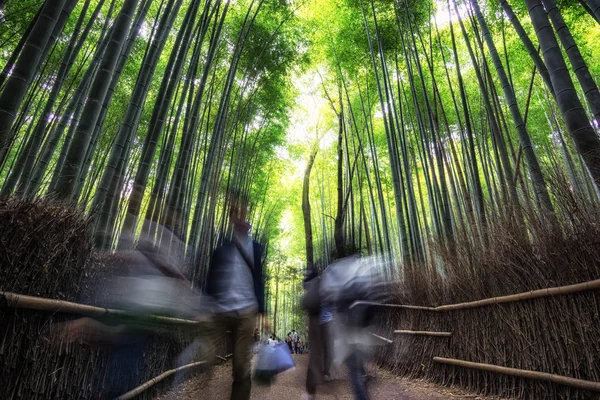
[
  {"x1": 0, "y1": 291, "x2": 199, "y2": 326},
  {"x1": 394, "y1": 330, "x2": 452, "y2": 337},
  {"x1": 350, "y1": 279, "x2": 600, "y2": 312},
  {"x1": 349, "y1": 300, "x2": 437, "y2": 311},
  {"x1": 370, "y1": 332, "x2": 394, "y2": 344},
  {"x1": 433, "y1": 357, "x2": 600, "y2": 393},
  {"x1": 115, "y1": 361, "x2": 206, "y2": 400},
  {"x1": 435, "y1": 279, "x2": 600, "y2": 311}
]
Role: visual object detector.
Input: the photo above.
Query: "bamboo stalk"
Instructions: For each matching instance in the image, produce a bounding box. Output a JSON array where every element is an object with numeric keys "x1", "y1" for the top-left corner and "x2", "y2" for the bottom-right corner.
[
  {"x1": 0, "y1": 291, "x2": 199, "y2": 326},
  {"x1": 115, "y1": 361, "x2": 206, "y2": 400},
  {"x1": 394, "y1": 330, "x2": 452, "y2": 337},
  {"x1": 435, "y1": 279, "x2": 600, "y2": 311},
  {"x1": 433, "y1": 357, "x2": 600, "y2": 393},
  {"x1": 349, "y1": 300, "x2": 437, "y2": 311}
]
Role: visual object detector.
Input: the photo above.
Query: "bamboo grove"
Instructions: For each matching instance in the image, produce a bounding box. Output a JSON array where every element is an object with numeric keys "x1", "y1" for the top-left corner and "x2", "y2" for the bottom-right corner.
[
  {"x1": 297, "y1": 0, "x2": 600, "y2": 282},
  {"x1": 1, "y1": 0, "x2": 600, "y2": 335},
  {"x1": 0, "y1": 0, "x2": 303, "y2": 289}
]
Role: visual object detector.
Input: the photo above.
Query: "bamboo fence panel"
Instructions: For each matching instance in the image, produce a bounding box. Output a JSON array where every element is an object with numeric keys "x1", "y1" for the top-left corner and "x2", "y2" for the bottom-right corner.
[{"x1": 433, "y1": 357, "x2": 600, "y2": 392}]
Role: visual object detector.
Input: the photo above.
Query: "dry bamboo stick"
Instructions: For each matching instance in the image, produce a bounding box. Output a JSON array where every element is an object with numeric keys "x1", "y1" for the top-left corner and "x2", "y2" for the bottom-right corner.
[
  {"x1": 350, "y1": 279, "x2": 600, "y2": 312},
  {"x1": 370, "y1": 332, "x2": 394, "y2": 343},
  {"x1": 115, "y1": 361, "x2": 206, "y2": 400},
  {"x1": 216, "y1": 354, "x2": 233, "y2": 361},
  {"x1": 0, "y1": 291, "x2": 199, "y2": 326},
  {"x1": 434, "y1": 279, "x2": 600, "y2": 311},
  {"x1": 349, "y1": 301, "x2": 437, "y2": 311},
  {"x1": 394, "y1": 330, "x2": 452, "y2": 337},
  {"x1": 433, "y1": 357, "x2": 600, "y2": 392}
]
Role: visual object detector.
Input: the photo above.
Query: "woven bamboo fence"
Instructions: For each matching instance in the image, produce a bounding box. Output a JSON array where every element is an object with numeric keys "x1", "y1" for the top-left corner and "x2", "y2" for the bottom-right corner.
[
  {"x1": 0, "y1": 199, "x2": 210, "y2": 400},
  {"x1": 373, "y1": 192, "x2": 600, "y2": 400}
]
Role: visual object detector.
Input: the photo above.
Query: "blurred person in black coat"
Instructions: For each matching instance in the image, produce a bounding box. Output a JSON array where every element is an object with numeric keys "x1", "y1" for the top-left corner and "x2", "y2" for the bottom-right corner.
[{"x1": 203, "y1": 190, "x2": 267, "y2": 400}]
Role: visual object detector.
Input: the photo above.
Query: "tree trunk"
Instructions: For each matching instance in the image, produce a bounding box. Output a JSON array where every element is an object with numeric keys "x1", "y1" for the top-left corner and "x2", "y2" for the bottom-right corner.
[
  {"x1": 303, "y1": 147, "x2": 318, "y2": 275},
  {"x1": 0, "y1": 4, "x2": 42, "y2": 90},
  {"x1": 543, "y1": 0, "x2": 600, "y2": 123},
  {"x1": 472, "y1": 0, "x2": 555, "y2": 217},
  {"x1": 93, "y1": 0, "x2": 182, "y2": 248},
  {"x1": 120, "y1": 0, "x2": 205, "y2": 244},
  {"x1": 498, "y1": 0, "x2": 555, "y2": 97},
  {"x1": 526, "y1": 0, "x2": 600, "y2": 186},
  {"x1": 0, "y1": 0, "x2": 67, "y2": 161},
  {"x1": 9, "y1": 0, "x2": 93, "y2": 197},
  {"x1": 334, "y1": 100, "x2": 345, "y2": 259},
  {"x1": 52, "y1": 0, "x2": 139, "y2": 201},
  {"x1": 584, "y1": 0, "x2": 600, "y2": 23}
]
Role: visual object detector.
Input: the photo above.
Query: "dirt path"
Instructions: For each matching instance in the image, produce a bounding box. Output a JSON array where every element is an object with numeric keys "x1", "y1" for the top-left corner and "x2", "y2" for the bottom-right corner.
[{"x1": 160, "y1": 354, "x2": 502, "y2": 400}]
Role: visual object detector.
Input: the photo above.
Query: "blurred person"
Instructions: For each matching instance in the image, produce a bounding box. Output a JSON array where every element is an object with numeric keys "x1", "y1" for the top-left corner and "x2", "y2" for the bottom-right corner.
[
  {"x1": 320, "y1": 254, "x2": 388, "y2": 400},
  {"x1": 62, "y1": 217, "x2": 195, "y2": 399},
  {"x1": 253, "y1": 328, "x2": 261, "y2": 354},
  {"x1": 203, "y1": 190, "x2": 266, "y2": 400},
  {"x1": 254, "y1": 328, "x2": 260, "y2": 343},
  {"x1": 292, "y1": 329, "x2": 300, "y2": 354},
  {"x1": 286, "y1": 332, "x2": 293, "y2": 353}
]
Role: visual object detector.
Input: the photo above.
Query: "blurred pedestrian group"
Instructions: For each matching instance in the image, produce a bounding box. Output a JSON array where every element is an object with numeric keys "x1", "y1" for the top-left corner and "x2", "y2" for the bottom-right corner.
[
  {"x1": 59, "y1": 188, "x2": 387, "y2": 400},
  {"x1": 302, "y1": 254, "x2": 387, "y2": 400}
]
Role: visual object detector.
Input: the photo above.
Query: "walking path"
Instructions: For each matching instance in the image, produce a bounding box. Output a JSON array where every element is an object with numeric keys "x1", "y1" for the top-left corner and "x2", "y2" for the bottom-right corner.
[{"x1": 160, "y1": 354, "x2": 503, "y2": 399}]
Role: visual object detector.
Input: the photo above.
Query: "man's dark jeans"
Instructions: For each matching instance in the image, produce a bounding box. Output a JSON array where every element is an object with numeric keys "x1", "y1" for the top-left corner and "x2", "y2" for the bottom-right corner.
[
  {"x1": 346, "y1": 350, "x2": 368, "y2": 400},
  {"x1": 192, "y1": 312, "x2": 255, "y2": 400}
]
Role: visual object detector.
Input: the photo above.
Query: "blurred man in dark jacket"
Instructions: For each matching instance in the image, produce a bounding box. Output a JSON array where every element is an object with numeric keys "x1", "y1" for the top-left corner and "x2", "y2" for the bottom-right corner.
[{"x1": 204, "y1": 191, "x2": 266, "y2": 400}]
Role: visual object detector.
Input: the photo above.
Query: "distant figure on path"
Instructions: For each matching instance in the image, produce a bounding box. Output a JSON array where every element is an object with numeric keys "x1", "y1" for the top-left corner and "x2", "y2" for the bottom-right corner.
[
  {"x1": 254, "y1": 328, "x2": 260, "y2": 343},
  {"x1": 292, "y1": 329, "x2": 300, "y2": 354},
  {"x1": 287, "y1": 332, "x2": 294, "y2": 353},
  {"x1": 204, "y1": 190, "x2": 267, "y2": 400}
]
